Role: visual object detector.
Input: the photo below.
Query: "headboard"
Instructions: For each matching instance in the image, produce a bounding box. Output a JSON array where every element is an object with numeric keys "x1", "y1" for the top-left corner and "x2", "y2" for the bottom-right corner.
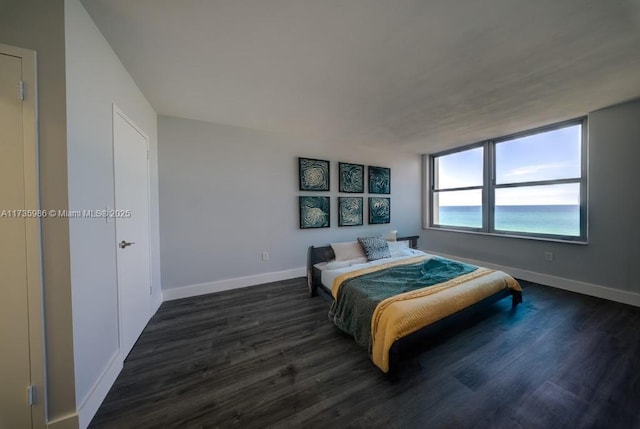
[{"x1": 306, "y1": 235, "x2": 419, "y2": 297}]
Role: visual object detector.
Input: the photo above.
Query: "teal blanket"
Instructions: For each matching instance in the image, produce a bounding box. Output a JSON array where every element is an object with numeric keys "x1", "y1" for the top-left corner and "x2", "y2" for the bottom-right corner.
[{"x1": 328, "y1": 257, "x2": 477, "y2": 349}]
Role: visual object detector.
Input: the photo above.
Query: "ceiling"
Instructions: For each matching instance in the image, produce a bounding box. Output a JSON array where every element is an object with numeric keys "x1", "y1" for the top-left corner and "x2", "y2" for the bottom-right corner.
[{"x1": 81, "y1": 0, "x2": 640, "y2": 153}]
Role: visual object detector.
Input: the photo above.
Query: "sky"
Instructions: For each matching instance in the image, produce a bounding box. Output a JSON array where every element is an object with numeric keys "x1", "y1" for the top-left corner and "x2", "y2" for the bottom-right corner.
[{"x1": 436, "y1": 124, "x2": 582, "y2": 206}]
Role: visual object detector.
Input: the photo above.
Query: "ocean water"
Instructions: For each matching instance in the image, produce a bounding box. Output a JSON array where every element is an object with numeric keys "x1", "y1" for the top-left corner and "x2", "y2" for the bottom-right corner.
[{"x1": 437, "y1": 205, "x2": 580, "y2": 236}]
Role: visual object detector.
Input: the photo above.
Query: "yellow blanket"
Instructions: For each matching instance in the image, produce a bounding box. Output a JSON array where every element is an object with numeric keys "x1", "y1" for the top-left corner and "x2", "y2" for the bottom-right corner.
[{"x1": 332, "y1": 256, "x2": 522, "y2": 373}]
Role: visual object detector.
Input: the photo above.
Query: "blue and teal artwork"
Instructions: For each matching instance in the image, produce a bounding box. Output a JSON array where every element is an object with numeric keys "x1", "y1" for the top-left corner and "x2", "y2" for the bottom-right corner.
[
  {"x1": 339, "y1": 162, "x2": 364, "y2": 193},
  {"x1": 369, "y1": 197, "x2": 390, "y2": 224},
  {"x1": 299, "y1": 158, "x2": 330, "y2": 191},
  {"x1": 299, "y1": 196, "x2": 330, "y2": 228},
  {"x1": 338, "y1": 197, "x2": 363, "y2": 226},
  {"x1": 368, "y1": 166, "x2": 390, "y2": 194}
]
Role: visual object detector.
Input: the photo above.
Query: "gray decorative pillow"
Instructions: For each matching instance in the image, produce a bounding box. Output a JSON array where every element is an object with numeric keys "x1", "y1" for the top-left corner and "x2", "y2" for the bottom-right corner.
[{"x1": 357, "y1": 236, "x2": 391, "y2": 261}]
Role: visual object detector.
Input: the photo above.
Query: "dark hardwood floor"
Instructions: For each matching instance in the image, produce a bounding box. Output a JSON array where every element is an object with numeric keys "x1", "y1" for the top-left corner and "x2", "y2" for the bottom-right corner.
[{"x1": 89, "y1": 278, "x2": 640, "y2": 429}]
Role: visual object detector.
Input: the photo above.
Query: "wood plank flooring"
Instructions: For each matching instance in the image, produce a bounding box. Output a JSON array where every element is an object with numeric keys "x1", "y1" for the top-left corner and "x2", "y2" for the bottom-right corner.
[{"x1": 89, "y1": 278, "x2": 640, "y2": 429}]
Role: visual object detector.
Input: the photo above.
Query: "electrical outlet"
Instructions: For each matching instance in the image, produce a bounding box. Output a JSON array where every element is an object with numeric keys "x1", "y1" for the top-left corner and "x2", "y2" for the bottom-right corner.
[
  {"x1": 262, "y1": 251, "x2": 269, "y2": 261},
  {"x1": 544, "y1": 251, "x2": 554, "y2": 262}
]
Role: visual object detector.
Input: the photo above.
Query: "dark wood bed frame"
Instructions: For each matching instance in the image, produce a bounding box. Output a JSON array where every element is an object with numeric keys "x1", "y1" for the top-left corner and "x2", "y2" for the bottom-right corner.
[{"x1": 306, "y1": 236, "x2": 523, "y2": 374}]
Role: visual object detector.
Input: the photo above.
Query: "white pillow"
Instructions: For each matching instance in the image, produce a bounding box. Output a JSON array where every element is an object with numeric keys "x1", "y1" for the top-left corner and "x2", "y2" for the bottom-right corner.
[
  {"x1": 331, "y1": 241, "x2": 366, "y2": 261},
  {"x1": 388, "y1": 240, "x2": 410, "y2": 257},
  {"x1": 391, "y1": 246, "x2": 426, "y2": 258},
  {"x1": 384, "y1": 230, "x2": 398, "y2": 241}
]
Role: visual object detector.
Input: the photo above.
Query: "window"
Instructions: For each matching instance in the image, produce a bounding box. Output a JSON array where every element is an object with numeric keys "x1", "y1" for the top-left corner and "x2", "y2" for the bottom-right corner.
[
  {"x1": 428, "y1": 119, "x2": 587, "y2": 241},
  {"x1": 432, "y1": 146, "x2": 484, "y2": 229}
]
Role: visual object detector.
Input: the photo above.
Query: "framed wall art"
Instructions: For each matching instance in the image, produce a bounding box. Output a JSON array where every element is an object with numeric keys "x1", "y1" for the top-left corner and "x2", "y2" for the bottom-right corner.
[
  {"x1": 369, "y1": 197, "x2": 390, "y2": 224},
  {"x1": 299, "y1": 196, "x2": 330, "y2": 228},
  {"x1": 338, "y1": 197, "x2": 363, "y2": 226},
  {"x1": 339, "y1": 162, "x2": 364, "y2": 193},
  {"x1": 299, "y1": 157, "x2": 330, "y2": 191},
  {"x1": 368, "y1": 166, "x2": 390, "y2": 194}
]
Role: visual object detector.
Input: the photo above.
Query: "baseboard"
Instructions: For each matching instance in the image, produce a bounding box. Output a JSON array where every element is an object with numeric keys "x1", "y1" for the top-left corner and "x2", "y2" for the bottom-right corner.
[
  {"x1": 162, "y1": 267, "x2": 307, "y2": 301},
  {"x1": 47, "y1": 413, "x2": 79, "y2": 429},
  {"x1": 433, "y1": 251, "x2": 640, "y2": 308},
  {"x1": 151, "y1": 290, "x2": 163, "y2": 313},
  {"x1": 75, "y1": 351, "x2": 123, "y2": 429}
]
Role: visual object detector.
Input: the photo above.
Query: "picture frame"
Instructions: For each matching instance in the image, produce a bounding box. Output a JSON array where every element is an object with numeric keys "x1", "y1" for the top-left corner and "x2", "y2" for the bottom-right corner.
[
  {"x1": 368, "y1": 166, "x2": 390, "y2": 194},
  {"x1": 338, "y1": 197, "x2": 363, "y2": 226},
  {"x1": 369, "y1": 197, "x2": 390, "y2": 224},
  {"x1": 299, "y1": 196, "x2": 330, "y2": 229},
  {"x1": 299, "y1": 157, "x2": 330, "y2": 191},
  {"x1": 339, "y1": 162, "x2": 365, "y2": 193}
]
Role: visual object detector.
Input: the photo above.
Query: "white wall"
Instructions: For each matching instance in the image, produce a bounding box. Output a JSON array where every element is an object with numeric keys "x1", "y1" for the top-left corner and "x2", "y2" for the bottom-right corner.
[
  {"x1": 64, "y1": 0, "x2": 161, "y2": 426},
  {"x1": 421, "y1": 99, "x2": 640, "y2": 305},
  {"x1": 158, "y1": 115, "x2": 422, "y2": 296},
  {"x1": 0, "y1": 0, "x2": 78, "y2": 426}
]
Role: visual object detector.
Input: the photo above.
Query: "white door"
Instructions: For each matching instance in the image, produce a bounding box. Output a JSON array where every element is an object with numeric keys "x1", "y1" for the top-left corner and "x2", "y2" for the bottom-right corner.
[
  {"x1": 113, "y1": 107, "x2": 152, "y2": 359},
  {"x1": 0, "y1": 53, "x2": 32, "y2": 429}
]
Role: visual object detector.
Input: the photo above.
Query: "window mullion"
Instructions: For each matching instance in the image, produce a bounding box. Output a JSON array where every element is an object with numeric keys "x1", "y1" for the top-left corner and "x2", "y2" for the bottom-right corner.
[
  {"x1": 429, "y1": 154, "x2": 436, "y2": 226},
  {"x1": 485, "y1": 141, "x2": 494, "y2": 233},
  {"x1": 433, "y1": 185, "x2": 484, "y2": 192},
  {"x1": 580, "y1": 119, "x2": 588, "y2": 240},
  {"x1": 495, "y1": 177, "x2": 582, "y2": 189}
]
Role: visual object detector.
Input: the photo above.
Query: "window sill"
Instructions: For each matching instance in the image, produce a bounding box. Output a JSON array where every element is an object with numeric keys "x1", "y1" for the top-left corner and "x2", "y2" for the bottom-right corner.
[{"x1": 423, "y1": 226, "x2": 588, "y2": 245}]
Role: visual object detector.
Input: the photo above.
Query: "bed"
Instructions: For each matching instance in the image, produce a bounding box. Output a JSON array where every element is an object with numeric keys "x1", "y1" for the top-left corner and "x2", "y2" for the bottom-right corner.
[{"x1": 307, "y1": 236, "x2": 522, "y2": 374}]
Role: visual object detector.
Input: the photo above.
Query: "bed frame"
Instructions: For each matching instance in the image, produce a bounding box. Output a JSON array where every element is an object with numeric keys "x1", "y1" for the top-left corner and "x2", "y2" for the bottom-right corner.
[
  {"x1": 306, "y1": 235, "x2": 523, "y2": 374},
  {"x1": 306, "y1": 236, "x2": 420, "y2": 297}
]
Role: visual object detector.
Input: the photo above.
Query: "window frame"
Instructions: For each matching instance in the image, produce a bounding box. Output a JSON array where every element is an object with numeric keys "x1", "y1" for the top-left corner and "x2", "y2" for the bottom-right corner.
[
  {"x1": 427, "y1": 118, "x2": 588, "y2": 243},
  {"x1": 430, "y1": 142, "x2": 486, "y2": 233}
]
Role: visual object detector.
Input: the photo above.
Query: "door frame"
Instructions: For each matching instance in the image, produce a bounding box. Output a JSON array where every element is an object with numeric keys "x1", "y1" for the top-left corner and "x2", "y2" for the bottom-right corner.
[
  {"x1": 0, "y1": 44, "x2": 46, "y2": 428},
  {"x1": 112, "y1": 104, "x2": 153, "y2": 361}
]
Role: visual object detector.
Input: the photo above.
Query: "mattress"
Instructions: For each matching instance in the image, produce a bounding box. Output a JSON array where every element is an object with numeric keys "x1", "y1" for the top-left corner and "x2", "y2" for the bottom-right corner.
[{"x1": 317, "y1": 250, "x2": 430, "y2": 291}]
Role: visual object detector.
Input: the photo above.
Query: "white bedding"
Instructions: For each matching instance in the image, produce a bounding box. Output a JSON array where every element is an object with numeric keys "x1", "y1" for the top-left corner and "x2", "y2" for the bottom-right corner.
[{"x1": 318, "y1": 249, "x2": 429, "y2": 291}]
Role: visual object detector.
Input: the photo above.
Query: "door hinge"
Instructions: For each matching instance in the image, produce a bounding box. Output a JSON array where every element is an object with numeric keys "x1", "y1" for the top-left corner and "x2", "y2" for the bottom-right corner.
[
  {"x1": 18, "y1": 80, "x2": 25, "y2": 101},
  {"x1": 27, "y1": 385, "x2": 35, "y2": 406}
]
